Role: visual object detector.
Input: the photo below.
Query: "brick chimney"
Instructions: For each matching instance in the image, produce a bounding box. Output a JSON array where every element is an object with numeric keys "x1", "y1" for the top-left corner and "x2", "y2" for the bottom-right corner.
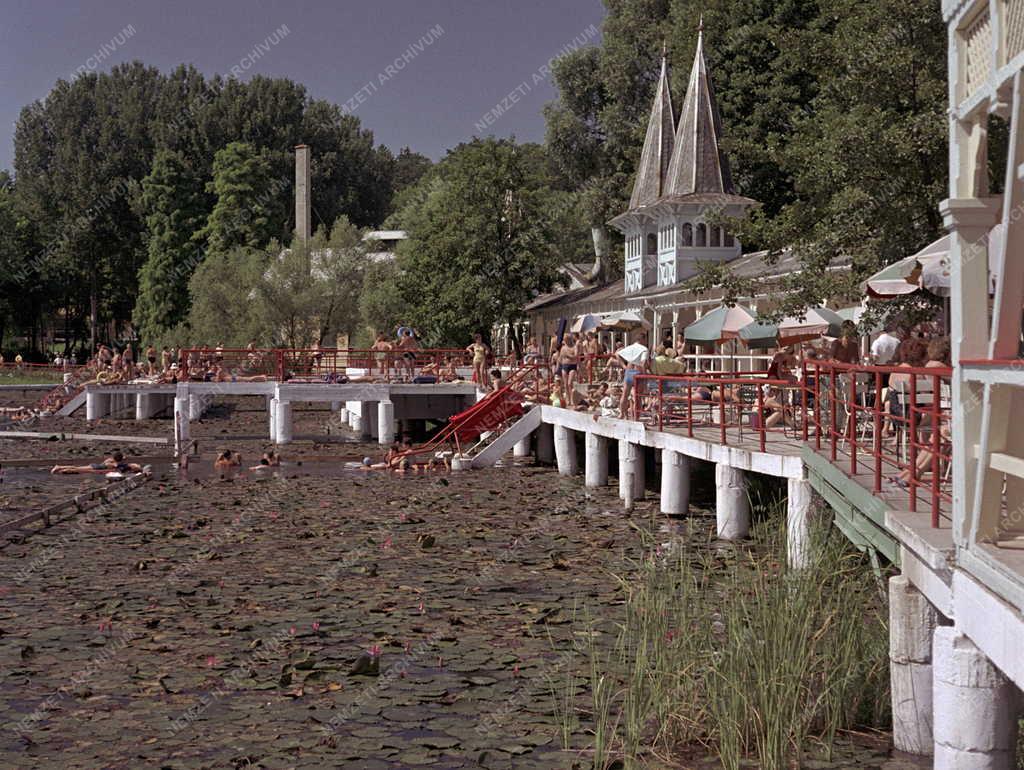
[{"x1": 295, "y1": 144, "x2": 311, "y2": 244}]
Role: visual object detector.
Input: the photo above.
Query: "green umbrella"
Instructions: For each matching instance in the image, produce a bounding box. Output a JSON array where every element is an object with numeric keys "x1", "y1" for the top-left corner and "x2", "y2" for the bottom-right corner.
[{"x1": 683, "y1": 305, "x2": 757, "y2": 345}]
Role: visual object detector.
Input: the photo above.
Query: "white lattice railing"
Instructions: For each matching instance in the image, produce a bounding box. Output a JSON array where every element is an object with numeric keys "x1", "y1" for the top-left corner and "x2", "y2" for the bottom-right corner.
[
  {"x1": 965, "y1": 7, "x2": 994, "y2": 96},
  {"x1": 1007, "y1": 0, "x2": 1024, "y2": 60}
]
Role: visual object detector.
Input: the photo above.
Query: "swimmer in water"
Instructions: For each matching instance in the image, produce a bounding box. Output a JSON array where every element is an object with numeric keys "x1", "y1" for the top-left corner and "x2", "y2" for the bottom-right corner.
[
  {"x1": 51, "y1": 450, "x2": 141, "y2": 475},
  {"x1": 248, "y1": 450, "x2": 280, "y2": 470},
  {"x1": 214, "y1": 449, "x2": 241, "y2": 478}
]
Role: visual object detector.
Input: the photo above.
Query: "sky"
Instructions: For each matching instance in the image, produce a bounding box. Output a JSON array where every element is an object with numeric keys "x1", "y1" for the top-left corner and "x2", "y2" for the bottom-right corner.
[{"x1": 0, "y1": 0, "x2": 607, "y2": 172}]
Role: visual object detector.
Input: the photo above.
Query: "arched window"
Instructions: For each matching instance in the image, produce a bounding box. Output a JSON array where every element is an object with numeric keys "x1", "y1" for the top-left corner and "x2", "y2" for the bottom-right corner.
[
  {"x1": 696, "y1": 223, "x2": 707, "y2": 247},
  {"x1": 723, "y1": 230, "x2": 735, "y2": 247},
  {"x1": 647, "y1": 233, "x2": 657, "y2": 254},
  {"x1": 710, "y1": 226, "x2": 721, "y2": 247},
  {"x1": 681, "y1": 222, "x2": 693, "y2": 247}
]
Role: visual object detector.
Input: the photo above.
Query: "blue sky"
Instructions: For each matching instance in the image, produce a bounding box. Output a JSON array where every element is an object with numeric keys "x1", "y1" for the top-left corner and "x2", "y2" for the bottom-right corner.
[{"x1": 0, "y1": 0, "x2": 606, "y2": 171}]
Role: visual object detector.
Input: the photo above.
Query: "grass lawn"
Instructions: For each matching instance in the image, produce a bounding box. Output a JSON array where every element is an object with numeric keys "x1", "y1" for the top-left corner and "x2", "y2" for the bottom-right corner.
[{"x1": 0, "y1": 370, "x2": 63, "y2": 386}]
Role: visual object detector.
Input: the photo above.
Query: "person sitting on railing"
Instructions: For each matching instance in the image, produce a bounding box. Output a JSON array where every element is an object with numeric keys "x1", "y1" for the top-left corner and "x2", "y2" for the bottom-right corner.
[
  {"x1": 600, "y1": 385, "x2": 619, "y2": 417},
  {"x1": 550, "y1": 379, "x2": 565, "y2": 408},
  {"x1": 652, "y1": 347, "x2": 686, "y2": 376}
]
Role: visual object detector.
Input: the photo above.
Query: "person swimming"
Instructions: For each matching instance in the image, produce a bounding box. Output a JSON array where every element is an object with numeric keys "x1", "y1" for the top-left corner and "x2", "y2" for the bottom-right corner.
[{"x1": 51, "y1": 450, "x2": 142, "y2": 475}]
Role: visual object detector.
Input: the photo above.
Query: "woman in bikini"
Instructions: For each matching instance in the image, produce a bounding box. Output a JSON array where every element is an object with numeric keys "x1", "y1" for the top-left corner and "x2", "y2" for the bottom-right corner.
[
  {"x1": 467, "y1": 333, "x2": 490, "y2": 387},
  {"x1": 396, "y1": 329, "x2": 419, "y2": 381}
]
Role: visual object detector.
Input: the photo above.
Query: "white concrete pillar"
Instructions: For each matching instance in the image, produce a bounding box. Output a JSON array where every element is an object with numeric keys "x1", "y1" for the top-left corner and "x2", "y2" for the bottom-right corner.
[
  {"x1": 536, "y1": 423, "x2": 555, "y2": 464},
  {"x1": 660, "y1": 449, "x2": 690, "y2": 515},
  {"x1": 345, "y1": 400, "x2": 358, "y2": 430},
  {"x1": 268, "y1": 397, "x2": 278, "y2": 442},
  {"x1": 188, "y1": 393, "x2": 204, "y2": 421},
  {"x1": 377, "y1": 400, "x2": 395, "y2": 446},
  {"x1": 513, "y1": 435, "x2": 532, "y2": 457},
  {"x1": 715, "y1": 463, "x2": 750, "y2": 540},
  {"x1": 173, "y1": 396, "x2": 190, "y2": 456},
  {"x1": 889, "y1": 575, "x2": 938, "y2": 756},
  {"x1": 618, "y1": 440, "x2": 645, "y2": 501},
  {"x1": 366, "y1": 401, "x2": 378, "y2": 440},
  {"x1": 584, "y1": 432, "x2": 608, "y2": 487},
  {"x1": 554, "y1": 425, "x2": 577, "y2": 476},
  {"x1": 135, "y1": 393, "x2": 150, "y2": 420},
  {"x1": 85, "y1": 391, "x2": 109, "y2": 421},
  {"x1": 933, "y1": 626, "x2": 1019, "y2": 769},
  {"x1": 275, "y1": 400, "x2": 293, "y2": 444},
  {"x1": 787, "y1": 477, "x2": 813, "y2": 569},
  {"x1": 351, "y1": 402, "x2": 364, "y2": 434}
]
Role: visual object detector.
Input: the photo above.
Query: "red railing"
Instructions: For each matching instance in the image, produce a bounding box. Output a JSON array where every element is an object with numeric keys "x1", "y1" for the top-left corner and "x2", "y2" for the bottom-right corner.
[
  {"x1": 631, "y1": 362, "x2": 952, "y2": 527},
  {"x1": 177, "y1": 348, "x2": 475, "y2": 383}
]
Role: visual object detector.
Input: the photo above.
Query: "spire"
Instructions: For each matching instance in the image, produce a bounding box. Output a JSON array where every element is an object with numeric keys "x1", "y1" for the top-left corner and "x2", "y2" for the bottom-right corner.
[
  {"x1": 628, "y1": 47, "x2": 676, "y2": 209},
  {"x1": 664, "y1": 23, "x2": 735, "y2": 196}
]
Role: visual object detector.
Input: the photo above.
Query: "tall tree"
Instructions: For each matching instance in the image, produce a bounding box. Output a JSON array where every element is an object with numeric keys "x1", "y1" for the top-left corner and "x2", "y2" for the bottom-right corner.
[
  {"x1": 133, "y1": 149, "x2": 208, "y2": 343},
  {"x1": 393, "y1": 138, "x2": 563, "y2": 348},
  {"x1": 196, "y1": 142, "x2": 279, "y2": 255}
]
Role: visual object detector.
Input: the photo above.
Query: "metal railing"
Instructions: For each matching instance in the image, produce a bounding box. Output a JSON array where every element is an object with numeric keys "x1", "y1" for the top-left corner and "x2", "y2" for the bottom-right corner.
[{"x1": 631, "y1": 362, "x2": 953, "y2": 527}]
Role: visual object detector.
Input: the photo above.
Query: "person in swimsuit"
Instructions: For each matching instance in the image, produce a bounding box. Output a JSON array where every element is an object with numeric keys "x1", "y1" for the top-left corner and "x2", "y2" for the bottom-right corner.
[
  {"x1": 145, "y1": 345, "x2": 157, "y2": 375},
  {"x1": 370, "y1": 333, "x2": 392, "y2": 377},
  {"x1": 396, "y1": 329, "x2": 419, "y2": 381},
  {"x1": 214, "y1": 449, "x2": 241, "y2": 479},
  {"x1": 618, "y1": 332, "x2": 650, "y2": 418},
  {"x1": 51, "y1": 450, "x2": 142, "y2": 474},
  {"x1": 558, "y1": 334, "x2": 580, "y2": 406},
  {"x1": 467, "y1": 333, "x2": 490, "y2": 387}
]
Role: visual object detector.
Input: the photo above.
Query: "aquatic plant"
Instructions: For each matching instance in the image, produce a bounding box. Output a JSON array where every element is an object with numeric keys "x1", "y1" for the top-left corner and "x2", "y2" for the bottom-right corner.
[{"x1": 560, "y1": 504, "x2": 891, "y2": 769}]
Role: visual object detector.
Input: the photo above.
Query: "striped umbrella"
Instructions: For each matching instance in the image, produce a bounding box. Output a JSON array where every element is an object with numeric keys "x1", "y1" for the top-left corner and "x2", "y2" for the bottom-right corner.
[{"x1": 739, "y1": 307, "x2": 845, "y2": 348}]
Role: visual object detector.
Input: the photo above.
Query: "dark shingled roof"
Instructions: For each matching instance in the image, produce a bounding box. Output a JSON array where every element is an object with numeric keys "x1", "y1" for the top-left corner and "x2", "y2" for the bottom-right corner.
[
  {"x1": 629, "y1": 54, "x2": 676, "y2": 210},
  {"x1": 664, "y1": 26, "x2": 734, "y2": 197}
]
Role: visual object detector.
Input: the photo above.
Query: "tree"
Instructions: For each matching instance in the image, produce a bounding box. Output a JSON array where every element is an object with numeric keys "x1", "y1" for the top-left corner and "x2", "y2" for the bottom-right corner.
[
  {"x1": 196, "y1": 142, "x2": 279, "y2": 255},
  {"x1": 253, "y1": 217, "x2": 368, "y2": 349},
  {"x1": 393, "y1": 138, "x2": 563, "y2": 348},
  {"x1": 133, "y1": 149, "x2": 208, "y2": 343},
  {"x1": 185, "y1": 246, "x2": 269, "y2": 346}
]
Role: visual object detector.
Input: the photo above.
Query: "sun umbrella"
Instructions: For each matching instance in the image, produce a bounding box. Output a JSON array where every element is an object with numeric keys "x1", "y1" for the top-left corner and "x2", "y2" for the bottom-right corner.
[
  {"x1": 570, "y1": 313, "x2": 604, "y2": 333},
  {"x1": 863, "y1": 225, "x2": 1002, "y2": 298},
  {"x1": 739, "y1": 307, "x2": 845, "y2": 348},
  {"x1": 683, "y1": 305, "x2": 756, "y2": 345},
  {"x1": 601, "y1": 311, "x2": 652, "y2": 331}
]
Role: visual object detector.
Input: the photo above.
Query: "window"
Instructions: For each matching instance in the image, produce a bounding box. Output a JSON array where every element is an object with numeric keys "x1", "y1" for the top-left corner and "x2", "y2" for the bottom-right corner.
[
  {"x1": 682, "y1": 222, "x2": 693, "y2": 246},
  {"x1": 723, "y1": 230, "x2": 734, "y2": 247},
  {"x1": 710, "y1": 226, "x2": 721, "y2": 247},
  {"x1": 696, "y1": 223, "x2": 707, "y2": 247},
  {"x1": 648, "y1": 232, "x2": 658, "y2": 254}
]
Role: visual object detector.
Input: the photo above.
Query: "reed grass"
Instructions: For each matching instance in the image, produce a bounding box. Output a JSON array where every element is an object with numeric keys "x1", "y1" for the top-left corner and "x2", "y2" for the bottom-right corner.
[{"x1": 560, "y1": 504, "x2": 892, "y2": 769}]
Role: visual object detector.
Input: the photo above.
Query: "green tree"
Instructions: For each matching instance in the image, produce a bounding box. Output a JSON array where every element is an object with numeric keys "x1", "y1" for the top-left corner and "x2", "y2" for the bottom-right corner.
[
  {"x1": 196, "y1": 142, "x2": 279, "y2": 254},
  {"x1": 393, "y1": 138, "x2": 562, "y2": 348},
  {"x1": 185, "y1": 245, "x2": 270, "y2": 346},
  {"x1": 133, "y1": 149, "x2": 208, "y2": 342}
]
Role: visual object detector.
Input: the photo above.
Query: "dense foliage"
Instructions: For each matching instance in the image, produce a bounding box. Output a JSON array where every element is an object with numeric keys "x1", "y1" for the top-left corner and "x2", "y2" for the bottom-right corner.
[
  {"x1": 2, "y1": 65, "x2": 412, "y2": 357},
  {"x1": 544, "y1": 0, "x2": 950, "y2": 319}
]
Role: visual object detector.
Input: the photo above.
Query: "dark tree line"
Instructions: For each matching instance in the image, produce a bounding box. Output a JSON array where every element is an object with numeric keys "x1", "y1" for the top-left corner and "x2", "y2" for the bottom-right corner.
[{"x1": 0, "y1": 63, "x2": 429, "y2": 358}]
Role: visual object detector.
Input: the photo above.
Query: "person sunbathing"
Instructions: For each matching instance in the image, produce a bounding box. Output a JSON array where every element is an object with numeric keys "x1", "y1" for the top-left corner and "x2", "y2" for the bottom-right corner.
[{"x1": 51, "y1": 450, "x2": 141, "y2": 475}]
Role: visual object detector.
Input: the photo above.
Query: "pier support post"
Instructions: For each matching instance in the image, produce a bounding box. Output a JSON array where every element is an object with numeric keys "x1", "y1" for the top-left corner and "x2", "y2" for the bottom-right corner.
[
  {"x1": 933, "y1": 626, "x2": 1019, "y2": 769},
  {"x1": 188, "y1": 393, "x2": 205, "y2": 421},
  {"x1": 268, "y1": 397, "x2": 278, "y2": 442},
  {"x1": 513, "y1": 435, "x2": 532, "y2": 457},
  {"x1": 135, "y1": 393, "x2": 153, "y2": 420},
  {"x1": 366, "y1": 401, "x2": 378, "y2": 440},
  {"x1": 554, "y1": 425, "x2": 577, "y2": 476},
  {"x1": 889, "y1": 575, "x2": 938, "y2": 756},
  {"x1": 85, "y1": 391, "x2": 109, "y2": 421},
  {"x1": 536, "y1": 423, "x2": 555, "y2": 465},
  {"x1": 173, "y1": 396, "x2": 190, "y2": 456},
  {"x1": 618, "y1": 440, "x2": 645, "y2": 501},
  {"x1": 660, "y1": 449, "x2": 690, "y2": 515},
  {"x1": 787, "y1": 477, "x2": 813, "y2": 568},
  {"x1": 715, "y1": 463, "x2": 749, "y2": 540},
  {"x1": 275, "y1": 400, "x2": 293, "y2": 444},
  {"x1": 377, "y1": 400, "x2": 395, "y2": 446},
  {"x1": 584, "y1": 432, "x2": 608, "y2": 487}
]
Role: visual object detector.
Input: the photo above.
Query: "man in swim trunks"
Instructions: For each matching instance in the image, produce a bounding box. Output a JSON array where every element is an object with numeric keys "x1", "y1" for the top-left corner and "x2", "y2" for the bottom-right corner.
[{"x1": 558, "y1": 335, "x2": 580, "y2": 406}]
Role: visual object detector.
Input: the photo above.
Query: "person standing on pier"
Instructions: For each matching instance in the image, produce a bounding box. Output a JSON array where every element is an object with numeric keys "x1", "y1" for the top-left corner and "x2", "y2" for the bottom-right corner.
[{"x1": 618, "y1": 332, "x2": 650, "y2": 419}]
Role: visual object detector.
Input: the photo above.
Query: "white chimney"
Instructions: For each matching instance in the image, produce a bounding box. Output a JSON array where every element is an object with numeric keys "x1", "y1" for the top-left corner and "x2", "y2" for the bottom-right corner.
[{"x1": 295, "y1": 144, "x2": 311, "y2": 244}]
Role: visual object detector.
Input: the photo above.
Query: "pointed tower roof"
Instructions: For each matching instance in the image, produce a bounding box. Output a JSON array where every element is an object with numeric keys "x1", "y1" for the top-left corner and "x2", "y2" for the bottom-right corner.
[
  {"x1": 628, "y1": 47, "x2": 676, "y2": 209},
  {"x1": 664, "y1": 22, "x2": 735, "y2": 196}
]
